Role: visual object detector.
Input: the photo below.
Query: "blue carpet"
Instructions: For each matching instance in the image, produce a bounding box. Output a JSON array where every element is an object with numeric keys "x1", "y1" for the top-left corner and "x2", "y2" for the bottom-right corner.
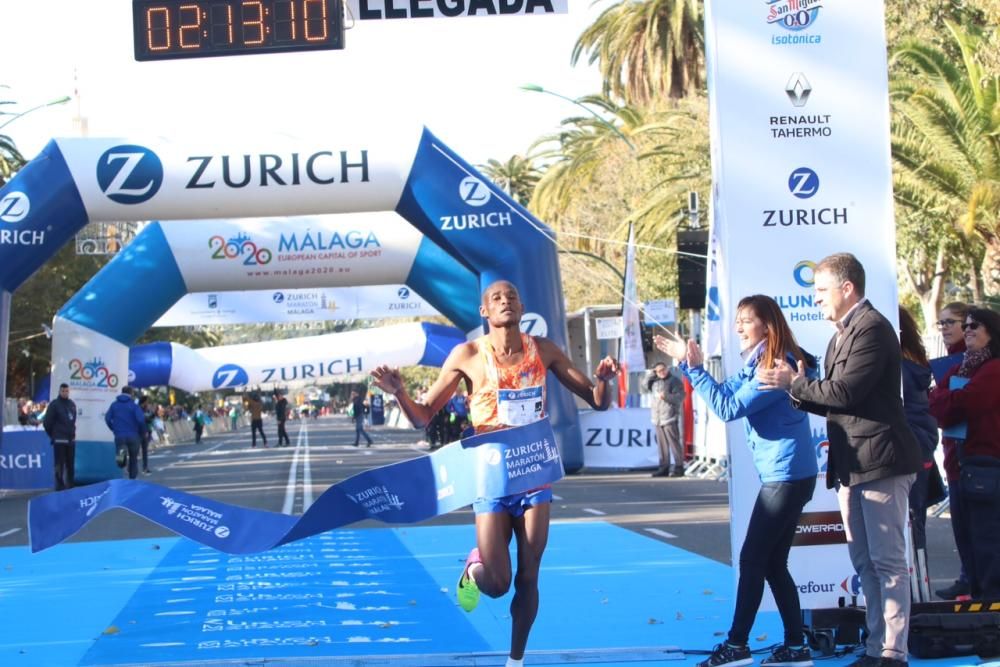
[{"x1": 0, "y1": 522, "x2": 985, "y2": 666}]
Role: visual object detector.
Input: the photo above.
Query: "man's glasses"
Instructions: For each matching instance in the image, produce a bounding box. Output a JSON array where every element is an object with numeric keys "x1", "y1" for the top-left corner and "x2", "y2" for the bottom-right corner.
[
  {"x1": 935, "y1": 318, "x2": 960, "y2": 328},
  {"x1": 961, "y1": 322, "x2": 982, "y2": 332}
]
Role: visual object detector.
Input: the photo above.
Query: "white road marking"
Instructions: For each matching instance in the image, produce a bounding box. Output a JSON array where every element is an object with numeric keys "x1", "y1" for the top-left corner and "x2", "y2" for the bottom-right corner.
[
  {"x1": 0, "y1": 528, "x2": 21, "y2": 538},
  {"x1": 154, "y1": 610, "x2": 197, "y2": 617},
  {"x1": 303, "y1": 421, "x2": 314, "y2": 510},
  {"x1": 644, "y1": 528, "x2": 678, "y2": 539},
  {"x1": 551, "y1": 494, "x2": 563, "y2": 501},
  {"x1": 282, "y1": 426, "x2": 304, "y2": 515},
  {"x1": 582, "y1": 508, "x2": 606, "y2": 516}
]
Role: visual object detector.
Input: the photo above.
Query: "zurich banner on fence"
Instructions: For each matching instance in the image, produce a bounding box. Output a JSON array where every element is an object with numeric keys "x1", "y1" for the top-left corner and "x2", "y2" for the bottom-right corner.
[
  {"x1": 0, "y1": 430, "x2": 52, "y2": 490},
  {"x1": 29, "y1": 418, "x2": 561, "y2": 554},
  {"x1": 705, "y1": 0, "x2": 899, "y2": 610},
  {"x1": 580, "y1": 408, "x2": 660, "y2": 470}
]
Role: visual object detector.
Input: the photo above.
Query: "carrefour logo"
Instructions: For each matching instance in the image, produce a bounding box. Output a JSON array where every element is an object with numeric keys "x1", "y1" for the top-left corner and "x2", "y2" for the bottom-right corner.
[
  {"x1": 96, "y1": 145, "x2": 164, "y2": 204},
  {"x1": 459, "y1": 176, "x2": 492, "y2": 207},
  {"x1": 0, "y1": 191, "x2": 30, "y2": 223},
  {"x1": 793, "y1": 260, "x2": 816, "y2": 288},
  {"x1": 212, "y1": 363, "x2": 249, "y2": 389},
  {"x1": 766, "y1": 0, "x2": 822, "y2": 31},
  {"x1": 788, "y1": 168, "x2": 819, "y2": 199}
]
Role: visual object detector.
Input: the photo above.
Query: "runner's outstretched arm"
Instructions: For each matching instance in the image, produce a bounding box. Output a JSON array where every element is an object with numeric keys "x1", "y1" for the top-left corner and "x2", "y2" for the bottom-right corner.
[
  {"x1": 371, "y1": 344, "x2": 472, "y2": 428},
  {"x1": 538, "y1": 339, "x2": 618, "y2": 411}
]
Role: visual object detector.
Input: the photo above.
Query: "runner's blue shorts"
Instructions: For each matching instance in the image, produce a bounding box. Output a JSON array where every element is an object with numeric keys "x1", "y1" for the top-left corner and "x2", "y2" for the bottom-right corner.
[{"x1": 473, "y1": 487, "x2": 553, "y2": 516}]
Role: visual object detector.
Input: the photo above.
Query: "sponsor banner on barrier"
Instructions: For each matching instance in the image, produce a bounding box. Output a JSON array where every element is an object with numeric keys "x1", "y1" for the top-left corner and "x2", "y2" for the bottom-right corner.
[
  {"x1": 154, "y1": 285, "x2": 440, "y2": 327},
  {"x1": 54, "y1": 133, "x2": 422, "y2": 222},
  {"x1": 347, "y1": 0, "x2": 569, "y2": 21},
  {"x1": 706, "y1": 0, "x2": 897, "y2": 609},
  {"x1": 0, "y1": 430, "x2": 52, "y2": 490},
  {"x1": 159, "y1": 213, "x2": 425, "y2": 292},
  {"x1": 580, "y1": 408, "x2": 660, "y2": 470}
]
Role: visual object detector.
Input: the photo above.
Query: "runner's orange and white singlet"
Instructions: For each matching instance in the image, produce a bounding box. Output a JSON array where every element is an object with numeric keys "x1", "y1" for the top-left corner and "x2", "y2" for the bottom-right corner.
[{"x1": 469, "y1": 334, "x2": 547, "y2": 434}]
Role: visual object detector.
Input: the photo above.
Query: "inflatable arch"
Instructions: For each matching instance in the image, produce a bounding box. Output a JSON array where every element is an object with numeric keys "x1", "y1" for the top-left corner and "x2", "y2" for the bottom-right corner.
[
  {"x1": 128, "y1": 322, "x2": 468, "y2": 393},
  {"x1": 11, "y1": 129, "x2": 579, "y2": 481}
]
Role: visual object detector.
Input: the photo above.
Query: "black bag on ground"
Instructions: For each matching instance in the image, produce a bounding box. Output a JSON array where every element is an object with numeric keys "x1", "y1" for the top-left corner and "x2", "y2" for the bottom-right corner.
[{"x1": 908, "y1": 612, "x2": 1000, "y2": 659}]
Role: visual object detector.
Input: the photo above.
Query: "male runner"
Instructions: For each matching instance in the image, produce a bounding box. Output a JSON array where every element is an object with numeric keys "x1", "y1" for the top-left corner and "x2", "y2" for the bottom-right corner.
[{"x1": 371, "y1": 280, "x2": 618, "y2": 667}]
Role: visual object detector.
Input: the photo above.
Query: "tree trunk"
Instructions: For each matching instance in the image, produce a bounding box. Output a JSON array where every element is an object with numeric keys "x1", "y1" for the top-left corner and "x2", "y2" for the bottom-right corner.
[
  {"x1": 982, "y1": 238, "x2": 1000, "y2": 298},
  {"x1": 919, "y1": 243, "x2": 948, "y2": 331}
]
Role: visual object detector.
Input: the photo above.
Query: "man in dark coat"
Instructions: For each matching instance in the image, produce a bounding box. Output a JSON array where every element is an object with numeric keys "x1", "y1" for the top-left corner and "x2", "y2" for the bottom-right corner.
[
  {"x1": 274, "y1": 392, "x2": 291, "y2": 447},
  {"x1": 43, "y1": 383, "x2": 77, "y2": 490},
  {"x1": 759, "y1": 252, "x2": 922, "y2": 667}
]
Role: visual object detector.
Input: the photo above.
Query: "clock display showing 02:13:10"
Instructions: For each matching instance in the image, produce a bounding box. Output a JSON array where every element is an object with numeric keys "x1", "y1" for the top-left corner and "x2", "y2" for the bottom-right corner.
[{"x1": 133, "y1": 0, "x2": 345, "y2": 61}]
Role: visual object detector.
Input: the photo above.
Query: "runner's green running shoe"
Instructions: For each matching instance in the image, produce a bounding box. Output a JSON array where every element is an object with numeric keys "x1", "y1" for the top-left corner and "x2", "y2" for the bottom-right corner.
[{"x1": 457, "y1": 547, "x2": 481, "y2": 612}]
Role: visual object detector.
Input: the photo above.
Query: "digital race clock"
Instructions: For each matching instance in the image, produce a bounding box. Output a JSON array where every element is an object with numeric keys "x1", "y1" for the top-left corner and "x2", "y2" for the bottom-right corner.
[{"x1": 132, "y1": 0, "x2": 344, "y2": 61}]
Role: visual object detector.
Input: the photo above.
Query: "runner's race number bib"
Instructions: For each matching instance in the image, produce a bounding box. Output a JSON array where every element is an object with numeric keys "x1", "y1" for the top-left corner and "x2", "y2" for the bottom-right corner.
[{"x1": 497, "y1": 386, "x2": 543, "y2": 426}]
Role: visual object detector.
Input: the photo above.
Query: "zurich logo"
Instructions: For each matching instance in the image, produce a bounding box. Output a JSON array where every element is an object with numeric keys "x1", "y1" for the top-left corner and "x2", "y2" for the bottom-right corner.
[
  {"x1": 459, "y1": 176, "x2": 492, "y2": 208},
  {"x1": 397, "y1": 287, "x2": 410, "y2": 300},
  {"x1": 793, "y1": 260, "x2": 816, "y2": 288},
  {"x1": 96, "y1": 145, "x2": 163, "y2": 205},
  {"x1": 212, "y1": 363, "x2": 249, "y2": 389},
  {"x1": 0, "y1": 191, "x2": 30, "y2": 223},
  {"x1": 788, "y1": 168, "x2": 819, "y2": 199},
  {"x1": 272, "y1": 292, "x2": 285, "y2": 304}
]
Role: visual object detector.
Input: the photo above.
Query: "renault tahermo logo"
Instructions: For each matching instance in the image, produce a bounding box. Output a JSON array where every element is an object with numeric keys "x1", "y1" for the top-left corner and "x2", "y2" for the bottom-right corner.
[
  {"x1": 459, "y1": 176, "x2": 492, "y2": 207},
  {"x1": 96, "y1": 145, "x2": 163, "y2": 204},
  {"x1": 0, "y1": 191, "x2": 30, "y2": 223},
  {"x1": 786, "y1": 72, "x2": 811, "y2": 107}
]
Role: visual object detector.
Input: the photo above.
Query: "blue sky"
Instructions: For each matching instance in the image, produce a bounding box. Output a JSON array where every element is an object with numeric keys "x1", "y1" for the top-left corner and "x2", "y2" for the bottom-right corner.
[{"x1": 2, "y1": 2, "x2": 604, "y2": 166}]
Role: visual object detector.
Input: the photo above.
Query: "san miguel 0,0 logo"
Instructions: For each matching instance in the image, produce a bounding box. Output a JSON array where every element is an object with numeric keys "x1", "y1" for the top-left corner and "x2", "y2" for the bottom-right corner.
[
  {"x1": 766, "y1": 0, "x2": 822, "y2": 46},
  {"x1": 68, "y1": 357, "x2": 120, "y2": 389}
]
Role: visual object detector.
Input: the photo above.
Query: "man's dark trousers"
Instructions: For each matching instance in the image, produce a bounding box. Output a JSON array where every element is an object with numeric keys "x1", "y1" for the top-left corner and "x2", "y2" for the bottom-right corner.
[{"x1": 52, "y1": 441, "x2": 75, "y2": 490}]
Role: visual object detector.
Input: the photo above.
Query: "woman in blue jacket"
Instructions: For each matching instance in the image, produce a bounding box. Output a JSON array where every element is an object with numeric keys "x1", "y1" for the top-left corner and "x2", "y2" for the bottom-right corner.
[{"x1": 656, "y1": 294, "x2": 818, "y2": 667}]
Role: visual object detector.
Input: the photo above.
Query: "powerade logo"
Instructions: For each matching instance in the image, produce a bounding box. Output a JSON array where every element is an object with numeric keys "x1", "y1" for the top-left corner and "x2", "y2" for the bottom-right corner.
[
  {"x1": 68, "y1": 357, "x2": 120, "y2": 389},
  {"x1": 212, "y1": 363, "x2": 249, "y2": 389},
  {"x1": 96, "y1": 145, "x2": 163, "y2": 204},
  {"x1": 209, "y1": 232, "x2": 273, "y2": 265},
  {"x1": 788, "y1": 167, "x2": 819, "y2": 199},
  {"x1": 767, "y1": 0, "x2": 822, "y2": 46}
]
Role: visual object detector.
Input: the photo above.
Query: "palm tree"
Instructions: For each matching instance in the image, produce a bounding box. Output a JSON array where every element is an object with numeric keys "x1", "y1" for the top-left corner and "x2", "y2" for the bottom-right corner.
[
  {"x1": 572, "y1": 0, "x2": 704, "y2": 105},
  {"x1": 0, "y1": 92, "x2": 27, "y2": 187},
  {"x1": 891, "y1": 21, "x2": 1000, "y2": 297},
  {"x1": 478, "y1": 154, "x2": 541, "y2": 206}
]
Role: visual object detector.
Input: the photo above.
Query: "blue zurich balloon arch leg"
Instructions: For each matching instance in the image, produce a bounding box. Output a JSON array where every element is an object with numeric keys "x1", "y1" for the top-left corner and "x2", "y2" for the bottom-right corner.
[{"x1": 395, "y1": 128, "x2": 584, "y2": 472}]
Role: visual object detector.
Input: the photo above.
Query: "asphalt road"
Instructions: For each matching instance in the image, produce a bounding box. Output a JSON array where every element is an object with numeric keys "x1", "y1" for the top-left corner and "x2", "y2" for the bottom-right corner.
[{"x1": 0, "y1": 414, "x2": 963, "y2": 595}]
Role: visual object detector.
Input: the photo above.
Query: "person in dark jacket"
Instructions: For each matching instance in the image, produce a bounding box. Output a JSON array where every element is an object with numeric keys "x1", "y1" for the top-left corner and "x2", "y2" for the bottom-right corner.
[
  {"x1": 104, "y1": 386, "x2": 148, "y2": 480},
  {"x1": 274, "y1": 393, "x2": 290, "y2": 447},
  {"x1": 931, "y1": 301, "x2": 973, "y2": 599},
  {"x1": 656, "y1": 294, "x2": 818, "y2": 667},
  {"x1": 42, "y1": 383, "x2": 77, "y2": 490},
  {"x1": 929, "y1": 307, "x2": 1000, "y2": 600},
  {"x1": 759, "y1": 253, "x2": 922, "y2": 667},
  {"x1": 899, "y1": 307, "x2": 941, "y2": 595},
  {"x1": 350, "y1": 389, "x2": 372, "y2": 447}
]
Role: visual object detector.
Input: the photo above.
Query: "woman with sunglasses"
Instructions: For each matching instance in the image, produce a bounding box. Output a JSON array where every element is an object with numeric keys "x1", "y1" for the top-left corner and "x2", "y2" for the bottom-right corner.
[
  {"x1": 929, "y1": 308, "x2": 1000, "y2": 599},
  {"x1": 655, "y1": 295, "x2": 818, "y2": 667}
]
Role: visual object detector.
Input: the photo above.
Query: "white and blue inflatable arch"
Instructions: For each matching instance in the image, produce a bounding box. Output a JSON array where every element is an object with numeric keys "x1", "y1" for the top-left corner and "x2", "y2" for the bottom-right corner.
[{"x1": 4, "y1": 130, "x2": 580, "y2": 481}]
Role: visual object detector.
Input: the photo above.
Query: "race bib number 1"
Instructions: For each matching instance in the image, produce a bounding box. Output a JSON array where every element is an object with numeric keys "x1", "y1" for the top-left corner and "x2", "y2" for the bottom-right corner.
[{"x1": 497, "y1": 386, "x2": 543, "y2": 426}]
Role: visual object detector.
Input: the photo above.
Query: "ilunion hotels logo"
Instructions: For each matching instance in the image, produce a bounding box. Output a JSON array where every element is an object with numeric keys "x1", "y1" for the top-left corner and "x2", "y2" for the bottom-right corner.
[
  {"x1": 766, "y1": 0, "x2": 822, "y2": 46},
  {"x1": 775, "y1": 260, "x2": 822, "y2": 322}
]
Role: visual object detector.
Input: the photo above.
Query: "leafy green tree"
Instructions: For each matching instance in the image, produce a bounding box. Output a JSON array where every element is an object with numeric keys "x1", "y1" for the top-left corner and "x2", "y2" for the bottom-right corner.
[
  {"x1": 890, "y1": 21, "x2": 1000, "y2": 302},
  {"x1": 572, "y1": 0, "x2": 704, "y2": 105},
  {"x1": 479, "y1": 154, "x2": 541, "y2": 207},
  {"x1": 0, "y1": 88, "x2": 27, "y2": 188}
]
